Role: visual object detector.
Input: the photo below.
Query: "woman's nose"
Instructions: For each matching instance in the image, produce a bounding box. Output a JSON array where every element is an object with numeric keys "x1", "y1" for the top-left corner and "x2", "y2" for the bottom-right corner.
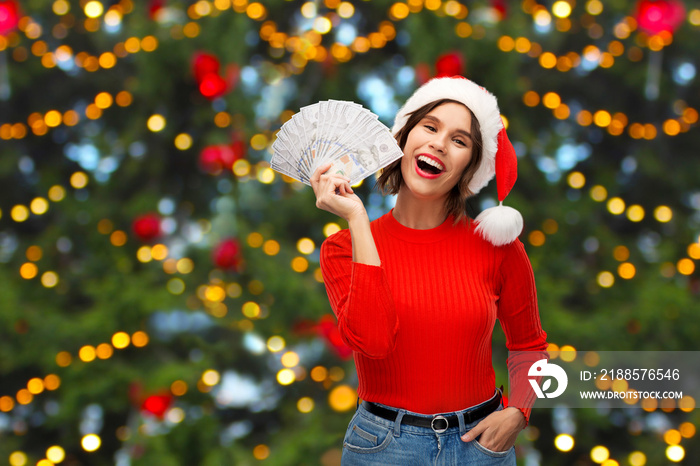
[{"x1": 429, "y1": 135, "x2": 447, "y2": 153}]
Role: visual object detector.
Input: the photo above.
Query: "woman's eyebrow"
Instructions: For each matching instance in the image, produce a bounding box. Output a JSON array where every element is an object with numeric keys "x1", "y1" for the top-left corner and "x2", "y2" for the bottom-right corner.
[{"x1": 423, "y1": 115, "x2": 472, "y2": 139}]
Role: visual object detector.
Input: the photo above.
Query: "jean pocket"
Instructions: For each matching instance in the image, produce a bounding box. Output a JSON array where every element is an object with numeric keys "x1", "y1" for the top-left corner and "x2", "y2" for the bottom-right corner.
[
  {"x1": 473, "y1": 438, "x2": 513, "y2": 458},
  {"x1": 343, "y1": 416, "x2": 394, "y2": 454}
]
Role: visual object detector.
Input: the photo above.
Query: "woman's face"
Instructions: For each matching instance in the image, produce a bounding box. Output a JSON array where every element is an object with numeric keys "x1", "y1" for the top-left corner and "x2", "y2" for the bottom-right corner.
[{"x1": 399, "y1": 102, "x2": 474, "y2": 203}]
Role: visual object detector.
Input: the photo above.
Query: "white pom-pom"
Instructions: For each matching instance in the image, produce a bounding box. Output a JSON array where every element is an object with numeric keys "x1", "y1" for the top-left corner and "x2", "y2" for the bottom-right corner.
[{"x1": 474, "y1": 202, "x2": 523, "y2": 246}]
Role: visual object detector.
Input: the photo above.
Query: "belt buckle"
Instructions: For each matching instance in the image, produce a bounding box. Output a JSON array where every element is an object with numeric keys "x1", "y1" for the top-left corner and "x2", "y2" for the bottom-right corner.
[{"x1": 431, "y1": 415, "x2": 448, "y2": 434}]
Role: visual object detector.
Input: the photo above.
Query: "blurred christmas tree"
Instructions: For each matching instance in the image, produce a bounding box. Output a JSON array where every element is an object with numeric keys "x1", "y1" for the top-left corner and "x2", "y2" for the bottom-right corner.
[{"x1": 0, "y1": 0, "x2": 699, "y2": 465}]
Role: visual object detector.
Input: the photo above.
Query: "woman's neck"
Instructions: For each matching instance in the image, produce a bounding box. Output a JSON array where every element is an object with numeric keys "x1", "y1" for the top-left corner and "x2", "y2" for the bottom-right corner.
[{"x1": 392, "y1": 191, "x2": 448, "y2": 229}]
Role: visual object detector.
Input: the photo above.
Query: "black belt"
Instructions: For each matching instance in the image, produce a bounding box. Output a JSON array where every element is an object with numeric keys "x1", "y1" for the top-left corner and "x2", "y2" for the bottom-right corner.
[{"x1": 361, "y1": 390, "x2": 502, "y2": 434}]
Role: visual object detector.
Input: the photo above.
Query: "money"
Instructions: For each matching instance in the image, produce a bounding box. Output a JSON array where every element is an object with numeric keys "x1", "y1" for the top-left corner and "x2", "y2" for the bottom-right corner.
[{"x1": 270, "y1": 100, "x2": 404, "y2": 186}]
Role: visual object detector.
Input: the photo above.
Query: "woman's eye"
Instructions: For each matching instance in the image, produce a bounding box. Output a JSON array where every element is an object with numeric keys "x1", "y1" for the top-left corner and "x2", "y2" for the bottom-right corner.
[
  {"x1": 424, "y1": 125, "x2": 436, "y2": 132},
  {"x1": 453, "y1": 138, "x2": 466, "y2": 146}
]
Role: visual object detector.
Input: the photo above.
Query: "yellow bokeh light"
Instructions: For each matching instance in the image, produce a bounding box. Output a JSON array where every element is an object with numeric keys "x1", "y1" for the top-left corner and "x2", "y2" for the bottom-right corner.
[
  {"x1": 679, "y1": 396, "x2": 695, "y2": 412},
  {"x1": 81, "y1": 434, "x2": 101, "y2": 452},
  {"x1": 291, "y1": 256, "x2": 309, "y2": 272},
  {"x1": 53, "y1": 0, "x2": 70, "y2": 15},
  {"x1": 56, "y1": 351, "x2": 72, "y2": 367},
  {"x1": 590, "y1": 185, "x2": 607, "y2": 202},
  {"x1": 246, "y1": 2, "x2": 266, "y2": 20},
  {"x1": 174, "y1": 133, "x2": 193, "y2": 150},
  {"x1": 587, "y1": 0, "x2": 603, "y2": 15},
  {"x1": 233, "y1": 159, "x2": 251, "y2": 177},
  {"x1": 48, "y1": 185, "x2": 66, "y2": 202},
  {"x1": 559, "y1": 345, "x2": 576, "y2": 361},
  {"x1": 324, "y1": 222, "x2": 341, "y2": 237},
  {"x1": 250, "y1": 133, "x2": 268, "y2": 150},
  {"x1": 44, "y1": 110, "x2": 62, "y2": 127},
  {"x1": 567, "y1": 172, "x2": 585, "y2": 189},
  {"x1": 242, "y1": 301, "x2": 261, "y2": 319},
  {"x1": 679, "y1": 422, "x2": 696, "y2": 438},
  {"x1": 8, "y1": 452, "x2": 27, "y2": 466},
  {"x1": 552, "y1": 1, "x2": 572, "y2": 18},
  {"x1": 20, "y1": 263, "x2": 38, "y2": 279},
  {"x1": 528, "y1": 230, "x2": 545, "y2": 247},
  {"x1": 628, "y1": 451, "x2": 646, "y2": 466},
  {"x1": 98, "y1": 52, "x2": 116, "y2": 69},
  {"x1": 95, "y1": 92, "x2": 113, "y2": 109},
  {"x1": 115, "y1": 90, "x2": 133, "y2": 107},
  {"x1": 613, "y1": 245, "x2": 629, "y2": 261},
  {"x1": 618, "y1": 262, "x2": 636, "y2": 279},
  {"x1": 112, "y1": 331, "x2": 130, "y2": 349},
  {"x1": 11, "y1": 205, "x2": 30, "y2": 222},
  {"x1": 44, "y1": 374, "x2": 61, "y2": 391},
  {"x1": 71, "y1": 171, "x2": 89, "y2": 189},
  {"x1": 79, "y1": 345, "x2": 96, "y2": 362},
  {"x1": 626, "y1": 205, "x2": 645, "y2": 222},
  {"x1": 141, "y1": 36, "x2": 158, "y2": 52},
  {"x1": 654, "y1": 205, "x2": 672, "y2": 223},
  {"x1": 46, "y1": 446, "x2": 65, "y2": 463},
  {"x1": 110, "y1": 231, "x2": 127, "y2": 247},
  {"x1": 534, "y1": 9, "x2": 552, "y2": 26},
  {"x1": 338, "y1": 2, "x2": 355, "y2": 18},
  {"x1": 597, "y1": 271, "x2": 615, "y2": 288},
  {"x1": 607, "y1": 197, "x2": 625, "y2": 215},
  {"x1": 277, "y1": 368, "x2": 296, "y2": 385},
  {"x1": 25, "y1": 245, "x2": 41, "y2": 261},
  {"x1": 689, "y1": 243, "x2": 700, "y2": 260},
  {"x1": 281, "y1": 351, "x2": 300, "y2": 368},
  {"x1": 297, "y1": 397, "x2": 314, "y2": 413},
  {"x1": 84, "y1": 1, "x2": 104, "y2": 18},
  {"x1": 27, "y1": 377, "x2": 45, "y2": 395},
  {"x1": 96, "y1": 343, "x2": 113, "y2": 359},
  {"x1": 590, "y1": 445, "x2": 610, "y2": 463},
  {"x1": 257, "y1": 167, "x2": 275, "y2": 184},
  {"x1": 16, "y1": 389, "x2": 33, "y2": 405},
  {"x1": 247, "y1": 232, "x2": 264, "y2": 248},
  {"x1": 267, "y1": 336, "x2": 286, "y2": 352},
  {"x1": 554, "y1": 433, "x2": 574, "y2": 451},
  {"x1": 41, "y1": 271, "x2": 59, "y2": 288},
  {"x1": 593, "y1": 110, "x2": 612, "y2": 127},
  {"x1": 329, "y1": 384, "x2": 356, "y2": 412},
  {"x1": 664, "y1": 429, "x2": 682, "y2": 445},
  {"x1": 147, "y1": 114, "x2": 166, "y2": 132},
  {"x1": 253, "y1": 444, "x2": 270, "y2": 460},
  {"x1": 202, "y1": 369, "x2": 221, "y2": 386},
  {"x1": 677, "y1": 258, "x2": 695, "y2": 276},
  {"x1": 542, "y1": 92, "x2": 561, "y2": 109},
  {"x1": 297, "y1": 238, "x2": 315, "y2": 255},
  {"x1": 263, "y1": 240, "x2": 280, "y2": 256},
  {"x1": 136, "y1": 246, "x2": 152, "y2": 263},
  {"x1": 132, "y1": 331, "x2": 149, "y2": 347},
  {"x1": 311, "y1": 366, "x2": 328, "y2": 382},
  {"x1": 171, "y1": 380, "x2": 188, "y2": 396},
  {"x1": 313, "y1": 16, "x2": 332, "y2": 34},
  {"x1": 666, "y1": 445, "x2": 685, "y2": 462},
  {"x1": 30, "y1": 197, "x2": 49, "y2": 215}
]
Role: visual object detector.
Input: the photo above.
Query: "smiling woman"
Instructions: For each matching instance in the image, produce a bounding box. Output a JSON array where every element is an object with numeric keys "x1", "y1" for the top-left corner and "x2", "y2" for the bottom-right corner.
[{"x1": 311, "y1": 76, "x2": 547, "y2": 465}]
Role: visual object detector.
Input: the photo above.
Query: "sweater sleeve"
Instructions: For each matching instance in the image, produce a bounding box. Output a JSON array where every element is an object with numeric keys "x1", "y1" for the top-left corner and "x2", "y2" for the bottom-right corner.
[
  {"x1": 496, "y1": 239, "x2": 548, "y2": 424},
  {"x1": 319, "y1": 232, "x2": 399, "y2": 359}
]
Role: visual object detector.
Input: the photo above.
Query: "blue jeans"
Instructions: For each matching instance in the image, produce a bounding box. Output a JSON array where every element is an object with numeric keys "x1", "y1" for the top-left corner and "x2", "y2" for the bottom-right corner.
[{"x1": 341, "y1": 394, "x2": 516, "y2": 465}]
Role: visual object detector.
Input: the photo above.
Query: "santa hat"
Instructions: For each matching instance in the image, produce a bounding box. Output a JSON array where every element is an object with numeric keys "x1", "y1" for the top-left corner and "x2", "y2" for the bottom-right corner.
[{"x1": 392, "y1": 76, "x2": 522, "y2": 246}]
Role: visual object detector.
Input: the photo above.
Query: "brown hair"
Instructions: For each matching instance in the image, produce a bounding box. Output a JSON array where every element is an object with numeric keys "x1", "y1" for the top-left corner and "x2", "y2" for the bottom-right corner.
[{"x1": 376, "y1": 99, "x2": 483, "y2": 224}]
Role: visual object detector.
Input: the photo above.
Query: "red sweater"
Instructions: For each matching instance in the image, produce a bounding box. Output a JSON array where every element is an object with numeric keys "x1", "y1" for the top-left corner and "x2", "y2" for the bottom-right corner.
[{"x1": 320, "y1": 210, "x2": 547, "y2": 418}]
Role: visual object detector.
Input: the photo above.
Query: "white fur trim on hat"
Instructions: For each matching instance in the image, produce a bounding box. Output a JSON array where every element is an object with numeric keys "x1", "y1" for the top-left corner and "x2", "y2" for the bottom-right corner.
[
  {"x1": 474, "y1": 202, "x2": 523, "y2": 247},
  {"x1": 392, "y1": 77, "x2": 503, "y2": 196}
]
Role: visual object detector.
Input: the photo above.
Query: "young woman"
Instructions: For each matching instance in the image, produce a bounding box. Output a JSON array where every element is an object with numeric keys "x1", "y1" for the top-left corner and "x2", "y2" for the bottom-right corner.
[{"x1": 310, "y1": 76, "x2": 547, "y2": 465}]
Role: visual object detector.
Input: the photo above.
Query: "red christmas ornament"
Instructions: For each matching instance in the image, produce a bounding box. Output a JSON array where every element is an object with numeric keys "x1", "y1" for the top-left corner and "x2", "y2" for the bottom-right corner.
[
  {"x1": 199, "y1": 73, "x2": 228, "y2": 100},
  {"x1": 192, "y1": 52, "x2": 221, "y2": 83},
  {"x1": 132, "y1": 213, "x2": 162, "y2": 242},
  {"x1": 317, "y1": 314, "x2": 352, "y2": 360},
  {"x1": 148, "y1": 0, "x2": 165, "y2": 20},
  {"x1": 491, "y1": 0, "x2": 508, "y2": 20},
  {"x1": 635, "y1": 0, "x2": 685, "y2": 36},
  {"x1": 212, "y1": 238, "x2": 241, "y2": 270},
  {"x1": 0, "y1": 0, "x2": 20, "y2": 35},
  {"x1": 141, "y1": 393, "x2": 173, "y2": 418},
  {"x1": 199, "y1": 142, "x2": 245, "y2": 174},
  {"x1": 435, "y1": 52, "x2": 465, "y2": 78}
]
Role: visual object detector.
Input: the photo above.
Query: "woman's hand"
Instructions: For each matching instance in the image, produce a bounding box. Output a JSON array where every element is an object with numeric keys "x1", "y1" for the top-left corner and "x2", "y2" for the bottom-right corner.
[
  {"x1": 460, "y1": 407, "x2": 525, "y2": 452},
  {"x1": 310, "y1": 163, "x2": 366, "y2": 222}
]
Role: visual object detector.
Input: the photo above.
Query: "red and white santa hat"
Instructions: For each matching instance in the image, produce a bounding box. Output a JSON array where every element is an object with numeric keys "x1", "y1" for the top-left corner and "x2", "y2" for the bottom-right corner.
[{"x1": 391, "y1": 76, "x2": 523, "y2": 246}]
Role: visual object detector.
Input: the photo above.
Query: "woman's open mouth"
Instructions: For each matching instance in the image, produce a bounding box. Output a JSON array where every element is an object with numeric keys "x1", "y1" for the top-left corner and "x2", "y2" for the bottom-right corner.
[{"x1": 415, "y1": 154, "x2": 445, "y2": 179}]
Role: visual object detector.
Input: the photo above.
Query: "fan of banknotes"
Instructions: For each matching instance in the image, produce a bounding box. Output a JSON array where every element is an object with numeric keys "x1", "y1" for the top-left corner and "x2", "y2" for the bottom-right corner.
[{"x1": 270, "y1": 100, "x2": 404, "y2": 186}]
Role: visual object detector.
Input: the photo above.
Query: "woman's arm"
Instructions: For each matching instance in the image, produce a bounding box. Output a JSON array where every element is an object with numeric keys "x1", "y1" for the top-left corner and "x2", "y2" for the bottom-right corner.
[
  {"x1": 312, "y1": 164, "x2": 398, "y2": 358},
  {"x1": 310, "y1": 163, "x2": 380, "y2": 266}
]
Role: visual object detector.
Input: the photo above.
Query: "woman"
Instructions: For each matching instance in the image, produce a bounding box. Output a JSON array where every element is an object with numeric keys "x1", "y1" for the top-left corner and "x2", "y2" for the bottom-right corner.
[{"x1": 311, "y1": 76, "x2": 547, "y2": 465}]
